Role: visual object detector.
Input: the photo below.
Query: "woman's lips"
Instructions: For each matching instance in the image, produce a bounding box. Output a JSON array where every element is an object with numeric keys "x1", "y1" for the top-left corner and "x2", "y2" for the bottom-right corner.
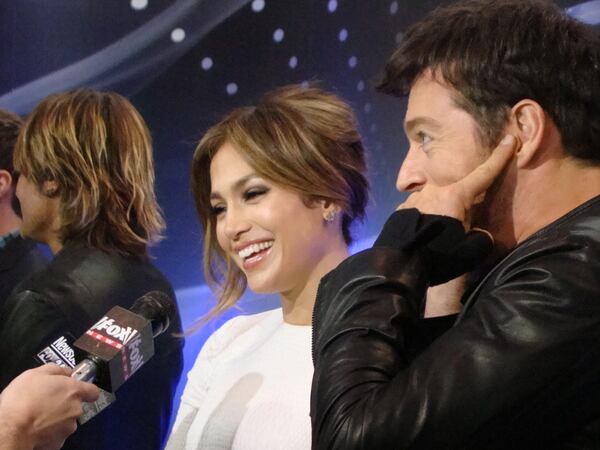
[{"x1": 242, "y1": 245, "x2": 273, "y2": 271}]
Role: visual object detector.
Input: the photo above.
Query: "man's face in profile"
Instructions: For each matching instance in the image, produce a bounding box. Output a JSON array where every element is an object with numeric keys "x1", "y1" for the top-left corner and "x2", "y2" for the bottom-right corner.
[
  {"x1": 16, "y1": 174, "x2": 59, "y2": 244},
  {"x1": 398, "y1": 71, "x2": 490, "y2": 192},
  {"x1": 397, "y1": 70, "x2": 513, "y2": 240}
]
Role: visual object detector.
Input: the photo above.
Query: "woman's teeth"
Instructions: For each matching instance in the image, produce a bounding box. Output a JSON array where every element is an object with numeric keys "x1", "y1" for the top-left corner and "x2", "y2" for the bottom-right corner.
[{"x1": 238, "y1": 241, "x2": 273, "y2": 260}]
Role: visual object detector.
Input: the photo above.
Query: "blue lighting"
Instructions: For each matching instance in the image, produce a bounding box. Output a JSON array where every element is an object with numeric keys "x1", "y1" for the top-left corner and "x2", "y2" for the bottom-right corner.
[{"x1": 567, "y1": 1, "x2": 600, "y2": 25}]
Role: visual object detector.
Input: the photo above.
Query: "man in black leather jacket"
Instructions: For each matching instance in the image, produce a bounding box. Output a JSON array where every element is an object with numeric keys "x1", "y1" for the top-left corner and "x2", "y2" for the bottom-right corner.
[
  {"x1": 0, "y1": 90, "x2": 183, "y2": 450},
  {"x1": 311, "y1": 1, "x2": 600, "y2": 448}
]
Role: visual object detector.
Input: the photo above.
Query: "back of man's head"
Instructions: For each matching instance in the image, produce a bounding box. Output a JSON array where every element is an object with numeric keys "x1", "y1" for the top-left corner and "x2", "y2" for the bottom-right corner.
[
  {"x1": 0, "y1": 109, "x2": 24, "y2": 215},
  {"x1": 379, "y1": 0, "x2": 600, "y2": 163},
  {"x1": 14, "y1": 89, "x2": 165, "y2": 256}
]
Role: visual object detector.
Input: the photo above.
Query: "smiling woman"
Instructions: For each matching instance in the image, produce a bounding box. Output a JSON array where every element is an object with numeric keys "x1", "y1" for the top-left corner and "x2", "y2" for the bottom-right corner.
[{"x1": 165, "y1": 84, "x2": 368, "y2": 449}]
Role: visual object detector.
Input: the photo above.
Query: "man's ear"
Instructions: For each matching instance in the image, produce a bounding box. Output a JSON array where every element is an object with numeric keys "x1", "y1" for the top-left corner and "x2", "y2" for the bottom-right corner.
[
  {"x1": 509, "y1": 99, "x2": 545, "y2": 168},
  {"x1": 0, "y1": 169, "x2": 12, "y2": 198}
]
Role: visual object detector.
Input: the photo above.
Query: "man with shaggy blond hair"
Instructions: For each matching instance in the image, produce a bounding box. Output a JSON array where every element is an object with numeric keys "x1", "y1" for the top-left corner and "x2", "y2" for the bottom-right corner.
[{"x1": 0, "y1": 90, "x2": 183, "y2": 450}]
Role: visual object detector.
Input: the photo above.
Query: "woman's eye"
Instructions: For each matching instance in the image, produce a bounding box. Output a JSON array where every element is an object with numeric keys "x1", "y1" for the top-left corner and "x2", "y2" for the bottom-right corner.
[
  {"x1": 244, "y1": 187, "x2": 269, "y2": 201},
  {"x1": 211, "y1": 204, "x2": 225, "y2": 216}
]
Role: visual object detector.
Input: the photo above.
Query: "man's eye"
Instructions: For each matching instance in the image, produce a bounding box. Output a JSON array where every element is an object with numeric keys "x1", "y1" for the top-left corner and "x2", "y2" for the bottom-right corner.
[
  {"x1": 211, "y1": 204, "x2": 225, "y2": 216},
  {"x1": 244, "y1": 187, "x2": 269, "y2": 201},
  {"x1": 417, "y1": 131, "x2": 432, "y2": 146}
]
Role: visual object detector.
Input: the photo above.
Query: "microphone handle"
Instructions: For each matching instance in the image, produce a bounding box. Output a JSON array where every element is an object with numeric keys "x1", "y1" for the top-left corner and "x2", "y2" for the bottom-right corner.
[{"x1": 71, "y1": 357, "x2": 100, "y2": 383}]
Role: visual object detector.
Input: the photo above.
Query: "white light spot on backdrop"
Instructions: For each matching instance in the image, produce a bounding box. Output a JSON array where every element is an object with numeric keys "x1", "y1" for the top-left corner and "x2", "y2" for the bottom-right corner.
[
  {"x1": 131, "y1": 0, "x2": 148, "y2": 10},
  {"x1": 357, "y1": 80, "x2": 365, "y2": 92},
  {"x1": 370, "y1": 123, "x2": 378, "y2": 133},
  {"x1": 226, "y1": 83, "x2": 238, "y2": 95},
  {"x1": 171, "y1": 28, "x2": 186, "y2": 43},
  {"x1": 390, "y1": 1, "x2": 399, "y2": 15},
  {"x1": 251, "y1": 0, "x2": 265, "y2": 12},
  {"x1": 289, "y1": 56, "x2": 298, "y2": 69},
  {"x1": 201, "y1": 57, "x2": 213, "y2": 71},
  {"x1": 395, "y1": 31, "x2": 404, "y2": 44},
  {"x1": 328, "y1": 0, "x2": 338, "y2": 13},
  {"x1": 273, "y1": 28, "x2": 285, "y2": 43},
  {"x1": 348, "y1": 56, "x2": 358, "y2": 68},
  {"x1": 301, "y1": 81, "x2": 310, "y2": 88},
  {"x1": 364, "y1": 103, "x2": 372, "y2": 113},
  {"x1": 338, "y1": 28, "x2": 348, "y2": 42}
]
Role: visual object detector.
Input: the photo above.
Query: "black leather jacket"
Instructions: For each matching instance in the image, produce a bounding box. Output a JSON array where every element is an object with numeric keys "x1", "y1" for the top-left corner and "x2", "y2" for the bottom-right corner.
[
  {"x1": 0, "y1": 235, "x2": 47, "y2": 307},
  {"x1": 0, "y1": 239, "x2": 184, "y2": 450},
  {"x1": 311, "y1": 195, "x2": 600, "y2": 449}
]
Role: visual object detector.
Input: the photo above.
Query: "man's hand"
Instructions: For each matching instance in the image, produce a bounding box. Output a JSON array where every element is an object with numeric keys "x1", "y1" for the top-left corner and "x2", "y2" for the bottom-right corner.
[
  {"x1": 399, "y1": 135, "x2": 516, "y2": 315},
  {"x1": 0, "y1": 364, "x2": 100, "y2": 450},
  {"x1": 399, "y1": 135, "x2": 517, "y2": 228}
]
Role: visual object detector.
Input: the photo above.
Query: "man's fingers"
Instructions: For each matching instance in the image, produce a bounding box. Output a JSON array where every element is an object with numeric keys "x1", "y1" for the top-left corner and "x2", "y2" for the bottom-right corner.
[
  {"x1": 459, "y1": 134, "x2": 517, "y2": 200},
  {"x1": 31, "y1": 364, "x2": 72, "y2": 377},
  {"x1": 32, "y1": 364, "x2": 100, "y2": 402},
  {"x1": 77, "y1": 381, "x2": 100, "y2": 403}
]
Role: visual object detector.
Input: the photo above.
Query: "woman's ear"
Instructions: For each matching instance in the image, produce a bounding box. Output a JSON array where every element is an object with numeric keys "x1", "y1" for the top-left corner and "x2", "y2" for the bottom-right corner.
[
  {"x1": 510, "y1": 99, "x2": 545, "y2": 168},
  {"x1": 320, "y1": 199, "x2": 340, "y2": 223}
]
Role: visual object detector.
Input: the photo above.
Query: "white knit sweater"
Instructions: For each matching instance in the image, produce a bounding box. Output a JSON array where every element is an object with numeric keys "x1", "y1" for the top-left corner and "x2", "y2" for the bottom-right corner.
[{"x1": 165, "y1": 308, "x2": 313, "y2": 450}]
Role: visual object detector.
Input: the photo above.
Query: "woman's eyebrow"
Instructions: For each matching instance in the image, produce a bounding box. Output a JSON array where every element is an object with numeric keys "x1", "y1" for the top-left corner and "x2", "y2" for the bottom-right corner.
[{"x1": 210, "y1": 173, "x2": 260, "y2": 200}]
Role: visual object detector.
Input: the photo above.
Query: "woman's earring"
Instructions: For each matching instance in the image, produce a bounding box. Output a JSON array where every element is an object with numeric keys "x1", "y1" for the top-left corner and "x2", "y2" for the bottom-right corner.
[{"x1": 324, "y1": 209, "x2": 337, "y2": 223}]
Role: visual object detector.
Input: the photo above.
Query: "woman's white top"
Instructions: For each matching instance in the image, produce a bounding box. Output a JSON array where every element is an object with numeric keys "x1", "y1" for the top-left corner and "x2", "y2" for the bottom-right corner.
[{"x1": 165, "y1": 308, "x2": 313, "y2": 450}]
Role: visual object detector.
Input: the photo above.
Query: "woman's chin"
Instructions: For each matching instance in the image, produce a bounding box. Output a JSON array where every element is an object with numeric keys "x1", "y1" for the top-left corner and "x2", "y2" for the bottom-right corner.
[{"x1": 247, "y1": 281, "x2": 277, "y2": 295}]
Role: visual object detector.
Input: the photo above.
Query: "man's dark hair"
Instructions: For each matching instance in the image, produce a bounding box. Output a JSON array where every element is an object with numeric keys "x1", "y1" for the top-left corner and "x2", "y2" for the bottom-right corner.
[
  {"x1": 0, "y1": 109, "x2": 23, "y2": 214},
  {"x1": 378, "y1": 0, "x2": 600, "y2": 162},
  {"x1": 0, "y1": 109, "x2": 23, "y2": 175}
]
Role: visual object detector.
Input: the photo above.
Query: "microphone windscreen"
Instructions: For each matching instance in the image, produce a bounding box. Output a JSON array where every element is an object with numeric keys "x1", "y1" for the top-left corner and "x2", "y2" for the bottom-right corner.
[{"x1": 130, "y1": 291, "x2": 175, "y2": 337}]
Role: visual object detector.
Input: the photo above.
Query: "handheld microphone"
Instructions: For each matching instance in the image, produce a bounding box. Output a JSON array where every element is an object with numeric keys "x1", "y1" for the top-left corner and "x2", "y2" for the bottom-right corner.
[
  {"x1": 36, "y1": 333, "x2": 117, "y2": 424},
  {"x1": 71, "y1": 291, "x2": 175, "y2": 392}
]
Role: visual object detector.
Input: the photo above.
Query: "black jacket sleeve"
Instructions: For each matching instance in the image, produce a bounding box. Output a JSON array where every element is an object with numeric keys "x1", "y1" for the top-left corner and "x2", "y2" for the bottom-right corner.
[{"x1": 311, "y1": 209, "x2": 600, "y2": 449}]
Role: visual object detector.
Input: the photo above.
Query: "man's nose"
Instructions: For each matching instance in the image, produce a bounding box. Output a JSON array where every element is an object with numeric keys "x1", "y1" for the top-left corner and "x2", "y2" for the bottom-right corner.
[{"x1": 396, "y1": 146, "x2": 427, "y2": 192}]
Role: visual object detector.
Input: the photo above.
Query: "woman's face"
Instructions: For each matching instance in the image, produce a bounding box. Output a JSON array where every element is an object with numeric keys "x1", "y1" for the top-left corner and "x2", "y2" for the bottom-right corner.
[{"x1": 209, "y1": 142, "x2": 336, "y2": 296}]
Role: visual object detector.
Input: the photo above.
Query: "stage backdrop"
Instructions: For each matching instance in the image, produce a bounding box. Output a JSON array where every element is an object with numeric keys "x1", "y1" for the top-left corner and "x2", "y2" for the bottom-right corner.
[{"x1": 2, "y1": 0, "x2": 598, "y2": 432}]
